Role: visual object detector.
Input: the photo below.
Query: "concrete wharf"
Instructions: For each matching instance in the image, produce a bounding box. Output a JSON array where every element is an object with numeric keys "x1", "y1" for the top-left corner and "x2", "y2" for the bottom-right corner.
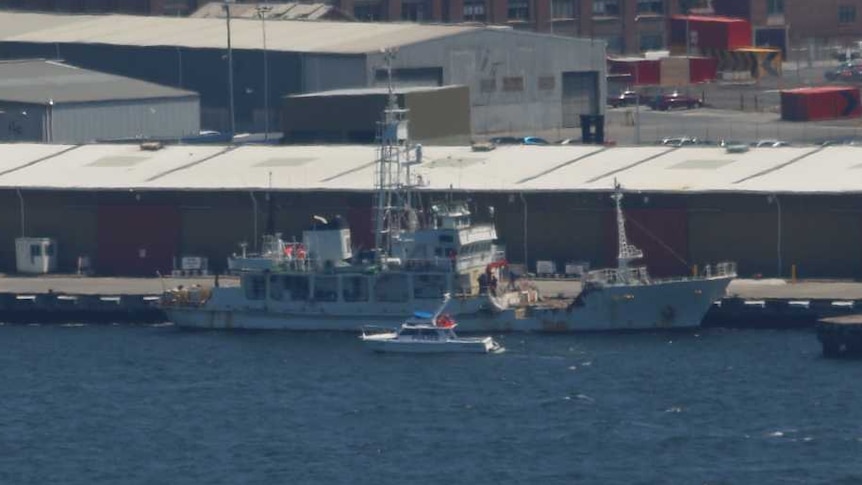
[
  {"x1": 816, "y1": 315, "x2": 862, "y2": 358},
  {"x1": 2, "y1": 275, "x2": 862, "y2": 328}
]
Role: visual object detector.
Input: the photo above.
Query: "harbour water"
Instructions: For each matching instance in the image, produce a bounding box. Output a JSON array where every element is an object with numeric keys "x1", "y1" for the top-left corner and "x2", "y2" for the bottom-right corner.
[{"x1": 1, "y1": 323, "x2": 860, "y2": 484}]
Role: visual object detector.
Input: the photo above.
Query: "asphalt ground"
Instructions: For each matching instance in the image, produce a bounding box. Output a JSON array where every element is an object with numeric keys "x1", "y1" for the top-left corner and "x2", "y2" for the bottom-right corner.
[
  {"x1": 505, "y1": 60, "x2": 862, "y2": 147},
  {"x1": 2, "y1": 274, "x2": 862, "y2": 301}
]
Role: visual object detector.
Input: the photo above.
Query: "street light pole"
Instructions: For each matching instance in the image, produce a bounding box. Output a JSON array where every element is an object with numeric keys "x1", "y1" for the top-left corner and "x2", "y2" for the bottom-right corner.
[
  {"x1": 257, "y1": 4, "x2": 271, "y2": 141},
  {"x1": 176, "y1": 47, "x2": 183, "y2": 88},
  {"x1": 635, "y1": 68, "x2": 640, "y2": 145},
  {"x1": 634, "y1": 17, "x2": 640, "y2": 145},
  {"x1": 769, "y1": 194, "x2": 782, "y2": 277},
  {"x1": 224, "y1": 0, "x2": 236, "y2": 138}
]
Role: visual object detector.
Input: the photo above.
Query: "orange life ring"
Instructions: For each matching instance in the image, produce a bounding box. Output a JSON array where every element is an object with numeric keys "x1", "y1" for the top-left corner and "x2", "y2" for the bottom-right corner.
[{"x1": 436, "y1": 314, "x2": 455, "y2": 328}]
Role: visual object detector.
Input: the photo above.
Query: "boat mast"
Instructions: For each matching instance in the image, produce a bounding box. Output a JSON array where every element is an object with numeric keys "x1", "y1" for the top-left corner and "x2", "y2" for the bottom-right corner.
[
  {"x1": 612, "y1": 179, "x2": 643, "y2": 281},
  {"x1": 373, "y1": 47, "x2": 420, "y2": 265}
]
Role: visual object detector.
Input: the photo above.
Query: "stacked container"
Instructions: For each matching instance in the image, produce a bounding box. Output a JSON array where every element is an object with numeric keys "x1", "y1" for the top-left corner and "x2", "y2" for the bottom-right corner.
[
  {"x1": 669, "y1": 15, "x2": 752, "y2": 54},
  {"x1": 606, "y1": 58, "x2": 661, "y2": 86},
  {"x1": 781, "y1": 87, "x2": 862, "y2": 121}
]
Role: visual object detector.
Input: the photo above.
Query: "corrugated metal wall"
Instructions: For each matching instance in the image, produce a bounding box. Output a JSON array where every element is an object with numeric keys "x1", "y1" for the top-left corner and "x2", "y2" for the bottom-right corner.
[
  {"x1": 0, "y1": 43, "x2": 305, "y2": 133},
  {"x1": 0, "y1": 102, "x2": 45, "y2": 142},
  {"x1": 52, "y1": 97, "x2": 200, "y2": 143},
  {"x1": 0, "y1": 190, "x2": 861, "y2": 278},
  {"x1": 96, "y1": 204, "x2": 181, "y2": 276},
  {"x1": 689, "y1": 194, "x2": 862, "y2": 279},
  {"x1": 0, "y1": 191, "x2": 98, "y2": 272}
]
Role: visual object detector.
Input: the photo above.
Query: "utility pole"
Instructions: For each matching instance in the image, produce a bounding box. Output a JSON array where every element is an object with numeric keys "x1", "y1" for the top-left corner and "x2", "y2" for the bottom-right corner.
[
  {"x1": 224, "y1": 0, "x2": 236, "y2": 137},
  {"x1": 257, "y1": 4, "x2": 272, "y2": 141}
]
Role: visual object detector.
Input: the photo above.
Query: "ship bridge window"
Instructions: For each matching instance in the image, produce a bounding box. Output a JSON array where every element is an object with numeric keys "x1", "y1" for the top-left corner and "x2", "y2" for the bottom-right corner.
[
  {"x1": 314, "y1": 276, "x2": 339, "y2": 302},
  {"x1": 243, "y1": 275, "x2": 266, "y2": 301},
  {"x1": 413, "y1": 273, "x2": 448, "y2": 299},
  {"x1": 269, "y1": 275, "x2": 284, "y2": 300},
  {"x1": 373, "y1": 273, "x2": 410, "y2": 302},
  {"x1": 281, "y1": 275, "x2": 310, "y2": 301},
  {"x1": 342, "y1": 275, "x2": 369, "y2": 302}
]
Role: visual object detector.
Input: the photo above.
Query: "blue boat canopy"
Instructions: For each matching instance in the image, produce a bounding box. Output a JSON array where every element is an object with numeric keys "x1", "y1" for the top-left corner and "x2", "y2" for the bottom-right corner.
[{"x1": 413, "y1": 311, "x2": 433, "y2": 319}]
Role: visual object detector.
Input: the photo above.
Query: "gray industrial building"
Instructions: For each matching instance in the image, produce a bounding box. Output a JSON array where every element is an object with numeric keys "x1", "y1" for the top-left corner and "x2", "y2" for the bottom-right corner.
[
  {"x1": 0, "y1": 11, "x2": 606, "y2": 136},
  {"x1": 283, "y1": 85, "x2": 472, "y2": 145},
  {"x1": 0, "y1": 59, "x2": 200, "y2": 143}
]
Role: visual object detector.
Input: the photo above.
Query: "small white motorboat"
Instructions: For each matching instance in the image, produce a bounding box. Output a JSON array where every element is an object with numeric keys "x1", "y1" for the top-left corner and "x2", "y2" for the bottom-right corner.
[{"x1": 360, "y1": 295, "x2": 504, "y2": 354}]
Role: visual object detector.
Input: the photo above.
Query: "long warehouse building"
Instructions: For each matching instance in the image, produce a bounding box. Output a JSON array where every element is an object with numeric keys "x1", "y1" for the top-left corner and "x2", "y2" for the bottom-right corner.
[{"x1": 0, "y1": 142, "x2": 857, "y2": 279}]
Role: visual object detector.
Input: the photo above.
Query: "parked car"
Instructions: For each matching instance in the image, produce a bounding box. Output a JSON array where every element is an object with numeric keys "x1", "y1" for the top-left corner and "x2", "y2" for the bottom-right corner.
[
  {"x1": 488, "y1": 136, "x2": 522, "y2": 145},
  {"x1": 649, "y1": 91, "x2": 703, "y2": 111},
  {"x1": 752, "y1": 139, "x2": 791, "y2": 148},
  {"x1": 607, "y1": 89, "x2": 644, "y2": 108},
  {"x1": 557, "y1": 138, "x2": 580, "y2": 145},
  {"x1": 660, "y1": 136, "x2": 701, "y2": 147},
  {"x1": 488, "y1": 136, "x2": 549, "y2": 146},
  {"x1": 824, "y1": 60, "x2": 862, "y2": 81},
  {"x1": 522, "y1": 136, "x2": 550, "y2": 145}
]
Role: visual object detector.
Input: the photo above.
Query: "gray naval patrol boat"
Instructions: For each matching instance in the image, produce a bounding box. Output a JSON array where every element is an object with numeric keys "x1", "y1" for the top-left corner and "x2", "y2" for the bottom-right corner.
[{"x1": 161, "y1": 74, "x2": 524, "y2": 331}]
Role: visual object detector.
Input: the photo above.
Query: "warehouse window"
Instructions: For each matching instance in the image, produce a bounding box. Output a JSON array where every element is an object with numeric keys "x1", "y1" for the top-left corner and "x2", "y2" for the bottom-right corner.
[
  {"x1": 402, "y1": 0, "x2": 428, "y2": 21},
  {"x1": 538, "y1": 76, "x2": 556, "y2": 90},
  {"x1": 353, "y1": 3, "x2": 382, "y2": 21},
  {"x1": 593, "y1": 0, "x2": 619, "y2": 16},
  {"x1": 463, "y1": 0, "x2": 486, "y2": 21},
  {"x1": 552, "y1": 0, "x2": 576, "y2": 19},
  {"x1": 839, "y1": 5, "x2": 856, "y2": 23},
  {"x1": 502, "y1": 76, "x2": 524, "y2": 92},
  {"x1": 767, "y1": 0, "x2": 784, "y2": 14},
  {"x1": 636, "y1": 0, "x2": 662, "y2": 14},
  {"x1": 508, "y1": 0, "x2": 529, "y2": 20},
  {"x1": 640, "y1": 33, "x2": 664, "y2": 51}
]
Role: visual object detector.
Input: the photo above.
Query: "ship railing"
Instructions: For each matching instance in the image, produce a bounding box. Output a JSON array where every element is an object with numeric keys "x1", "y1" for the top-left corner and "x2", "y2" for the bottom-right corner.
[
  {"x1": 651, "y1": 261, "x2": 738, "y2": 282},
  {"x1": 401, "y1": 258, "x2": 456, "y2": 272},
  {"x1": 586, "y1": 261, "x2": 738, "y2": 286},
  {"x1": 584, "y1": 266, "x2": 650, "y2": 285}
]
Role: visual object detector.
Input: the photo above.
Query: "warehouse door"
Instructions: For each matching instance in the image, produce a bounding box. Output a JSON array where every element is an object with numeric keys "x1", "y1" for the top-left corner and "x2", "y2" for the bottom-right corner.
[
  {"x1": 561, "y1": 71, "x2": 599, "y2": 128},
  {"x1": 97, "y1": 205, "x2": 181, "y2": 276}
]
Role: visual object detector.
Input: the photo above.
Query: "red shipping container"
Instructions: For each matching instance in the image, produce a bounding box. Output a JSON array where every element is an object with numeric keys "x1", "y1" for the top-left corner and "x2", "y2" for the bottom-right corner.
[
  {"x1": 669, "y1": 15, "x2": 752, "y2": 51},
  {"x1": 606, "y1": 58, "x2": 660, "y2": 86},
  {"x1": 781, "y1": 86, "x2": 862, "y2": 121},
  {"x1": 688, "y1": 56, "x2": 718, "y2": 84}
]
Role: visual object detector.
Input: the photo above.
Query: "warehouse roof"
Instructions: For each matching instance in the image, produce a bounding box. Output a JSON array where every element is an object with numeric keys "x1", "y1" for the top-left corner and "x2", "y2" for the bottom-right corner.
[
  {"x1": 0, "y1": 59, "x2": 198, "y2": 104},
  {"x1": 290, "y1": 85, "x2": 463, "y2": 98},
  {"x1": 0, "y1": 142, "x2": 858, "y2": 194},
  {"x1": 0, "y1": 11, "x2": 485, "y2": 54}
]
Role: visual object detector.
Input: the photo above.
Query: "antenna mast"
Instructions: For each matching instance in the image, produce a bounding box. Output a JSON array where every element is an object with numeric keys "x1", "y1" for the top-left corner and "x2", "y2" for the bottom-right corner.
[
  {"x1": 612, "y1": 179, "x2": 643, "y2": 279},
  {"x1": 373, "y1": 47, "x2": 420, "y2": 265}
]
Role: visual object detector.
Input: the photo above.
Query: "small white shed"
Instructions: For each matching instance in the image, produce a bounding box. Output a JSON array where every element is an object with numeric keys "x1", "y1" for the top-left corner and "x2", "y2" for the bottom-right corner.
[{"x1": 15, "y1": 237, "x2": 58, "y2": 274}]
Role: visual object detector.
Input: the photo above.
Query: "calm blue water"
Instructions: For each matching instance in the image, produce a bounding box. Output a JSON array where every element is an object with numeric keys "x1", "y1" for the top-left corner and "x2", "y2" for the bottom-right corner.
[{"x1": 1, "y1": 324, "x2": 860, "y2": 484}]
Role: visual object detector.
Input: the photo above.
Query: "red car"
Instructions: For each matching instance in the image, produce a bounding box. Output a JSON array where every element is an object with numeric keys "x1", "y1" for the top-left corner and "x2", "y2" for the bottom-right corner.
[{"x1": 649, "y1": 91, "x2": 703, "y2": 111}]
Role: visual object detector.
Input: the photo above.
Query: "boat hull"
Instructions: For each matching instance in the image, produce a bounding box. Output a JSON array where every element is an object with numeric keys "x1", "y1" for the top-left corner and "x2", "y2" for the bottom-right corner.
[
  {"x1": 164, "y1": 276, "x2": 733, "y2": 332},
  {"x1": 361, "y1": 337, "x2": 498, "y2": 353}
]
